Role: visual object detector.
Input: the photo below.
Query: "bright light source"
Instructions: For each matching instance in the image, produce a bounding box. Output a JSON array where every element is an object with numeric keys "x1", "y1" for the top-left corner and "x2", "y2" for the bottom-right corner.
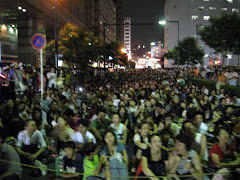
[
  {"x1": 151, "y1": 42, "x2": 156, "y2": 46},
  {"x1": 79, "y1": 87, "x2": 83, "y2": 92},
  {"x1": 121, "y1": 48, "x2": 126, "y2": 53},
  {"x1": 11, "y1": 25, "x2": 15, "y2": 28},
  {"x1": 1, "y1": 24, "x2": 7, "y2": 31},
  {"x1": 158, "y1": 20, "x2": 166, "y2": 25},
  {"x1": 88, "y1": 43, "x2": 91, "y2": 46},
  {"x1": 109, "y1": 56, "x2": 113, "y2": 60},
  {"x1": 148, "y1": 51, "x2": 151, "y2": 54},
  {"x1": 218, "y1": 61, "x2": 221, "y2": 64},
  {"x1": 9, "y1": 27, "x2": 14, "y2": 33},
  {"x1": 18, "y1": 6, "x2": 22, "y2": 10},
  {"x1": 143, "y1": 46, "x2": 145, "y2": 48},
  {"x1": 22, "y1": 9, "x2": 26, "y2": 12}
]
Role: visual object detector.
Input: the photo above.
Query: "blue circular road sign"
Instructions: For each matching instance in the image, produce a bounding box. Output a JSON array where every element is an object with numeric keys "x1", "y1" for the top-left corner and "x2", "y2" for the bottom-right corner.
[{"x1": 31, "y1": 34, "x2": 46, "y2": 50}]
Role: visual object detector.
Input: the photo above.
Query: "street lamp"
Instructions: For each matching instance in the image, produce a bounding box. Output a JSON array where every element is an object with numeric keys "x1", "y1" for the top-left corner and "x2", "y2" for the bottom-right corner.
[
  {"x1": 150, "y1": 42, "x2": 156, "y2": 46},
  {"x1": 159, "y1": 20, "x2": 180, "y2": 66}
]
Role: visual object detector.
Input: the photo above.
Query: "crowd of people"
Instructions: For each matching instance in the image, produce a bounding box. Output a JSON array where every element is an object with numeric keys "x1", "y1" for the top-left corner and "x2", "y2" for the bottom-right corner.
[{"x1": 0, "y1": 64, "x2": 240, "y2": 180}]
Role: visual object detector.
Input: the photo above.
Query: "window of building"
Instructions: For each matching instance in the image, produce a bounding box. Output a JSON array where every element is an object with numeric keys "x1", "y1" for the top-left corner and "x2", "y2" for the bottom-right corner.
[
  {"x1": 203, "y1": 0, "x2": 210, "y2": 1},
  {"x1": 209, "y1": 7, "x2": 216, "y2": 11},
  {"x1": 227, "y1": 54, "x2": 232, "y2": 59},
  {"x1": 222, "y1": 8, "x2": 227, "y2": 11},
  {"x1": 125, "y1": 33, "x2": 129, "y2": 35},
  {"x1": 125, "y1": 43, "x2": 129, "y2": 45},
  {"x1": 226, "y1": 0, "x2": 233, "y2": 3},
  {"x1": 198, "y1": 6, "x2": 204, "y2": 10},
  {"x1": 125, "y1": 36, "x2": 129, "y2": 38},
  {"x1": 125, "y1": 22, "x2": 130, "y2": 24},
  {"x1": 204, "y1": 54, "x2": 209, "y2": 57},
  {"x1": 125, "y1": 25, "x2": 129, "y2": 28},
  {"x1": 232, "y1": 9, "x2": 239, "y2": 12},
  {"x1": 125, "y1": 40, "x2": 129, "y2": 42},
  {"x1": 204, "y1": 16, "x2": 210, "y2": 20},
  {"x1": 192, "y1": 15, "x2": 199, "y2": 20},
  {"x1": 125, "y1": 29, "x2": 129, "y2": 31}
]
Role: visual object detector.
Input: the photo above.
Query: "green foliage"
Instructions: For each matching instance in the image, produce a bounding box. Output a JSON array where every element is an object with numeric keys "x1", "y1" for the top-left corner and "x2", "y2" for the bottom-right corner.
[
  {"x1": 190, "y1": 78, "x2": 240, "y2": 97},
  {"x1": 164, "y1": 37, "x2": 204, "y2": 65},
  {"x1": 46, "y1": 23, "x2": 104, "y2": 69},
  {"x1": 106, "y1": 41, "x2": 127, "y2": 66},
  {"x1": 199, "y1": 13, "x2": 240, "y2": 64}
]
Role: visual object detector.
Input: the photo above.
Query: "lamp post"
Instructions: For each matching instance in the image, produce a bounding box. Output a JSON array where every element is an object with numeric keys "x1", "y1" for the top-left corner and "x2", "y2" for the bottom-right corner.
[
  {"x1": 159, "y1": 20, "x2": 179, "y2": 66},
  {"x1": 54, "y1": 0, "x2": 58, "y2": 68}
]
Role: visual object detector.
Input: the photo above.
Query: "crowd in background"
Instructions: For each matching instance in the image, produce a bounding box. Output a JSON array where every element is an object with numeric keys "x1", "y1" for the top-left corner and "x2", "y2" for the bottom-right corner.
[{"x1": 0, "y1": 64, "x2": 240, "y2": 180}]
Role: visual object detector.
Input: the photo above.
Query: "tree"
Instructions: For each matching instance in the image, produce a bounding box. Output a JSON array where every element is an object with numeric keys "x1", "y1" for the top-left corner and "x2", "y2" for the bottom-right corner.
[
  {"x1": 199, "y1": 12, "x2": 240, "y2": 65},
  {"x1": 46, "y1": 23, "x2": 104, "y2": 69},
  {"x1": 164, "y1": 37, "x2": 204, "y2": 65}
]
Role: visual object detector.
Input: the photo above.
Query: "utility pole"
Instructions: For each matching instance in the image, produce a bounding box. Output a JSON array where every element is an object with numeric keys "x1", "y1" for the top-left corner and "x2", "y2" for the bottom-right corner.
[{"x1": 54, "y1": 0, "x2": 58, "y2": 68}]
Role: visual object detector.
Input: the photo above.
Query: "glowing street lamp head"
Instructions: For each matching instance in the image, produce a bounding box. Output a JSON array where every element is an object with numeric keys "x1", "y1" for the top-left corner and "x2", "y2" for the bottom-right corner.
[
  {"x1": 150, "y1": 42, "x2": 156, "y2": 46},
  {"x1": 158, "y1": 20, "x2": 167, "y2": 25}
]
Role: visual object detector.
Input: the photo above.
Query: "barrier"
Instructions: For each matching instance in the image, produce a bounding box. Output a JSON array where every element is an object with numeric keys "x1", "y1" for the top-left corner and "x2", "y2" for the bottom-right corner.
[{"x1": 0, "y1": 159, "x2": 238, "y2": 179}]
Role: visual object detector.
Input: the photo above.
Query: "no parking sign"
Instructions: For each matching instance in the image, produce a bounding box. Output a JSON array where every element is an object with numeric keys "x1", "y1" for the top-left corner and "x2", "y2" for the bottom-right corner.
[{"x1": 31, "y1": 34, "x2": 46, "y2": 50}]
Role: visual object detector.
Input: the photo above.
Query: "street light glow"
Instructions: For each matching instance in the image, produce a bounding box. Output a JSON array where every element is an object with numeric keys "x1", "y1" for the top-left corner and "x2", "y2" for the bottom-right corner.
[
  {"x1": 158, "y1": 20, "x2": 166, "y2": 25},
  {"x1": 18, "y1": 6, "x2": 22, "y2": 10},
  {"x1": 22, "y1": 9, "x2": 27, "y2": 12},
  {"x1": 150, "y1": 42, "x2": 156, "y2": 46}
]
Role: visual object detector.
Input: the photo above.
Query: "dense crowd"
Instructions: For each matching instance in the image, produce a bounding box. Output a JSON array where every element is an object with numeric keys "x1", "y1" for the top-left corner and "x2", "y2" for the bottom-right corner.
[{"x1": 0, "y1": 64, "x2": 240, "y2": 180}]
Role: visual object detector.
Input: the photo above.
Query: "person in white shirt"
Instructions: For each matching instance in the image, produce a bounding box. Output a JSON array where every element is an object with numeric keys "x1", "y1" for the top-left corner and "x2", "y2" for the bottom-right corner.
[
  {"x1": 46, "y1": 67, "x2": 57, "y2": 89},
  {"x1": 193, "y1": 113, "x2": 208, "y2": 135},
  {"x1": 225, "y1": 67, "x2": 239, "y2": 86},
  {"x1": 71, "y1": 119, "x2": 96, "y2": 147},
  {"x1": 15, "y1": 120, "x2": 48, "y2": 175}
]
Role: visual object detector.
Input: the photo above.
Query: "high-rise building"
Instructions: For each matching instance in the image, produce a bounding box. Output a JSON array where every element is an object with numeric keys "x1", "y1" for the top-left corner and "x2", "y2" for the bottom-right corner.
[
  {"x1": 0, "y1": 0, "x2": 117, "y2": 65},
  {"x1": 115, "y1": 0, "x2": 126, "y2": 45},
  {"x1": 164, "y1": 0, "x2": 240, "y2": 66},
  {"x1": 124, "y1": 18, "x2": 131, "y2": 60}
]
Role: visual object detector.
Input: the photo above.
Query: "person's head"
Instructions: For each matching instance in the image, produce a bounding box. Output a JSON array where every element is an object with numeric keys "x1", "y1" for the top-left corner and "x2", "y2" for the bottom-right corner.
[
  {"x1": 119, "y1": 107, "x2": 126, "y2": 115},
  {"x1": 220, "y1": 98, "x2": 226, "y2": 106},
  {"x1": 175, "y1": 133, "x2": 192, "y2": 155},
  {"x1": 57, "y1": 116, "x2": 66, "y2": 128},
  {"x1": 148, "y1": 134, "x2": 162, "y2": 151},
  {"x1": 194, "y1": 113, "x2": 203, "y2": 128},
  {"x1": 51, "y1": 67, "x2": 55, "y2": 73},
  {"x1": 112, "y1": 114, "x2": 120, "y2": 124},
  {"x1": 210, "y1": 89, "x2": 216, "y2": 96},
  {"x1": 156, "y1": 103, "x2": 165, "y2": 114},
  {"x1": 159, "y1": 129, "x2": 173, "y2": 145},
  {"x1": 104, "y1": 128, "x2": 117, "y2": 146},
  {"x1": 17, "y1": 102, "x2": 25, "y2": 112},
  {"x1": 96, "y1": 107, "x2": 106, "y2": 122},
  {"x1": 164, "y1": 113, "x2": 173, "y2": 128},
  {"x1": 6, "y1": 99, "x2": 14, "y2": 108},
  {"x1": 215, "y1": 126, "x2": 230, "y2": 144},
  {"x1": 77, "y1": 119, "x2": 89, "y2": 135},
  {"x1": 226, "y1": 105, "x2": 233, "y2": 114},
  {"x1": 129, "y1": 99, "x2": 136, "y2": 107},
  {"x1": 83, "y1": 142, "x2": 97, "y2": 156},
  {"x1": 50, "y1": 100, "x2": 58, "y2": 111},
  {"x1": 63, "y1": 141, "x2": 76, "y2": 159},
  {"x1": 150, "y1": 98, "x2": 156, "y2": 106},
  {"x1": 43, "y1": 93, "x2": 48, "y2": 100},
  {"x1": 138, "y1": 121, "x2": 150, "y2": 137},
  {"x1": 63, "y1": 108, "x2": 74, "y2": 118},
  {"x1": 182, "y1": 120, "x2": 195, "y2": 134},
  {"x1": 25, "y1": 120, "x2": 37, "y2": 133},
  {"x1": 32, "y1": 108, "x2": 42, "y2": 120}
]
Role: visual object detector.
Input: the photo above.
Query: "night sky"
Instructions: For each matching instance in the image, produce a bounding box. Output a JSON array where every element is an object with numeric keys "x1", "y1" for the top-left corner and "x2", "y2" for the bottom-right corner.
[{"x1": 125, "y1": 0, "x2": 166, "y2": 51}]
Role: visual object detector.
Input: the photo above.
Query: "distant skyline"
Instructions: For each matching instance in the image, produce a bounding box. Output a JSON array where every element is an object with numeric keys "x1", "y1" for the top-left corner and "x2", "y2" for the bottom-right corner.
[{"x1": 125, "y1": 0, "x2": 166, "y2": 50}]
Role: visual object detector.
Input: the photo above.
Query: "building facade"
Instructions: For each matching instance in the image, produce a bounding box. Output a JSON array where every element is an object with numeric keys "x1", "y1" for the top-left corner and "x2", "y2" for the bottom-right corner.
[
  {"x1": 0, "y1": 0, "x2": 117, "y2": 65},
  {"x1": 124, "y1": 17, "x2": 131, "y2": 60},
  {"x1": 164, "y1": 0, "x2": 240, "y2": 67}
]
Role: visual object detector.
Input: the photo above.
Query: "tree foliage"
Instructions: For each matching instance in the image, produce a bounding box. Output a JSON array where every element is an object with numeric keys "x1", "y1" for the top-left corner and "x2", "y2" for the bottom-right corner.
[
  {"x1": 164, "y1": 37, "x2": 204, "y2": 65},
  {"x1": 46, "y1": 23, "x2": 104, "y2": 68},
  {"x1": 199, "y1": 12, "x2": 240, "y2": 64}
]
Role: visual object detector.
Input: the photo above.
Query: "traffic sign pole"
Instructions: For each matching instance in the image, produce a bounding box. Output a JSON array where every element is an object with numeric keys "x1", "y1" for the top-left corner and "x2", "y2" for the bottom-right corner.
[
  {"x1": 31, "y1": 34, "x2": 46, "y2": 97},
  {"x1": 40, "y1": 49, "x2": 43, "y2": 97}
]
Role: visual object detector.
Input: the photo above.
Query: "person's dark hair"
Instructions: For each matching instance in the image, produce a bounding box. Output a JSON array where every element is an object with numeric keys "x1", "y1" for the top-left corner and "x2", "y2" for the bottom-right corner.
[
  {"x1": 25, "y1": 119, "x2": 35, "y2": 127},
  {"x1": 182, "y1": 120, "x2": 193, "y2": 132},
  {"x1": 64, "y1": 108, "x2": 74, "y2": 117},
  {"x1": 95, "y1": 107, "x2": 106, "y2": 115},
  {"x1": 137, "y1": 121, "x2": 148, "y2": 129},
  {"x1": 186, "y1": 108, "x2": 196, "y2": 120},
  {"x1": 148, "y1": 133, "x2": 161, "y2": 144},
  {"x1": 32, "y1": 108, "x2": 42, "y2": 117},
  {"x1": 163, "y1": 113, "x2": 173, "y2": 120},
  {"x1": 83, "y1": 142, "x2": 97, "y2": 156},
  {"x1": 64, "y1": 141, "x2": 76, "y2": 149},
  {"x1": 215, "y1": 126, "x2": 231, "y2": 140},
  {"x1": 104, "y1": 128, "x2": 117, "y2": 145},
  {"x1": 50, "y1": 100, "x2": 58, "y2": 107},
  {"x1": 175, "y1": 133, "x2": 192, "y2": 151},
  {"x1": 77, "y1": 119, "x2": 89, "y2": 128},
  {"x1": 219, "y1": 97, "x2": 226, "y2": 103}
]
